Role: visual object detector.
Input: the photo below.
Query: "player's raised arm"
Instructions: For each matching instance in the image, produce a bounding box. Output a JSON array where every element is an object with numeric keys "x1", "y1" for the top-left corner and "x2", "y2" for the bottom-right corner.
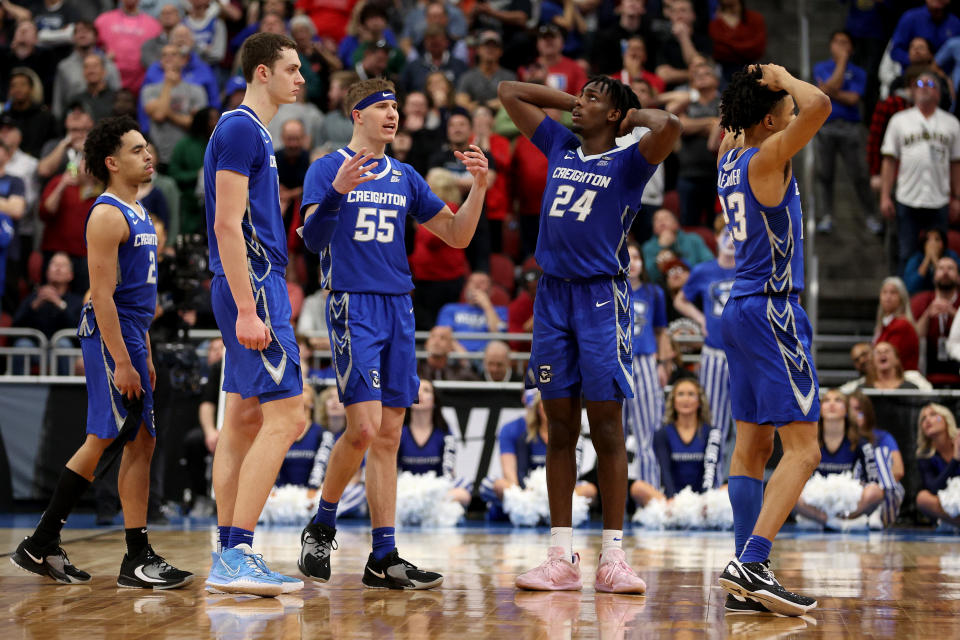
[
  {"x1": 497, "y1": 80, "x2": 577, "y2": 140},
  {"x1": 422, "y1": 144, "x2": 489, "y2": 248},
  {"x1": 87, "y1": 204, "x2": 140, "y2": 398},
  {"x1": 749, "y1": 64, "x2": 831, "y2": 173},
  {"x1": 620, "y1": 107, "x2": 683, "y2": 165}
]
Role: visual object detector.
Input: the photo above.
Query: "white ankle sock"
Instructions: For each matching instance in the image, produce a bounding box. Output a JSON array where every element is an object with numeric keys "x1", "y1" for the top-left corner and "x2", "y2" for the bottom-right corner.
[
  {"x1": 550, "y1": 527, "x2": 573, "y2": 560},
  {"x1": 600, "y1": 529, "x2": 623, "y2": 564}
]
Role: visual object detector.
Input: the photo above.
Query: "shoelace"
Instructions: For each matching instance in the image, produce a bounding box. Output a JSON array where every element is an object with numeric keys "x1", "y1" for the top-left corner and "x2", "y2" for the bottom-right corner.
[
  {"x1": 241, "y1": 553, "x2": 272, "y2": 576},
  {"x1": 304, "y1": 532, "x2": 338, "y2": 557},
  {"x1": 603, "y1": 560, "x2": 636, "y2": 577}
]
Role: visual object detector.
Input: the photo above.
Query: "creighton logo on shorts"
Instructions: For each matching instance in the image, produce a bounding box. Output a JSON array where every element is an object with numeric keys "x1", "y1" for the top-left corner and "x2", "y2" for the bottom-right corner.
[
  {"x1": 538, "y1": 364, "x2": 553, "y2": 384},
  {"x1": 369, "y1": 369, "x2": 381, "y2": 389}
]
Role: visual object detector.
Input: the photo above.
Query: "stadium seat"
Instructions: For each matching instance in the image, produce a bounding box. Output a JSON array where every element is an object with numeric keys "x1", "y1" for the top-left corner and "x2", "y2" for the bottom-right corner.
[
  {"x1": 661, "y1": 190, "x2": 679, "y2": 215},
  {"x1": 27, "y1": 250, "x2": 43, "y2": 285},
  {"x1": 911, "y1": 291, "x2": 933, "y2": 322},
  {"x1": 489, "y1": 253, "x2": 516, "y2": 295},
  {"x1": 683, "y1": 226, "x2": 718, "y2": 255},
  {"x1": 489, "y1": 284, "x2": 511, "y2": 307}
]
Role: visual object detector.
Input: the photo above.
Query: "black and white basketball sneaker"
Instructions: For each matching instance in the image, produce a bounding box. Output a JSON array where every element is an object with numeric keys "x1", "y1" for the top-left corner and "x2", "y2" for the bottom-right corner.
[
  {"x1": 724, "y1": 593, "x2": 772, "y2": 614},
  {"x1": 298, "y1": 522, "x2": 337, "y2": 582},
  {"x1": 11, "y1": 537, "x2": 91, "y2": 584},
  {"x1": 719, "y1": 557, "x2": 817, "y2": 616},
  {"x1": 361, "y1": 550, "x2": 443, "y2": 590},
  {"x1": 117, "y1": 545, "x2": 193, "y2": 589}
]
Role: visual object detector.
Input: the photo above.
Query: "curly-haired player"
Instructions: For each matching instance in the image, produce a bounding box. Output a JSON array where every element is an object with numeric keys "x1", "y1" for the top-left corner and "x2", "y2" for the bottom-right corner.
[
  {"x1": 11, "y1": 116, "x2": 192, "y2": 589},
  {"x1": 713, "y1": 64, "x2": 830, "y2": 616}
]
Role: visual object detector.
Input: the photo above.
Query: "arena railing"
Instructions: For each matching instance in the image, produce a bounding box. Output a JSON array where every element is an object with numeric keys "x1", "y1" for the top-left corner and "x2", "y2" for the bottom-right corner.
[{"x1": 0, "y1": 328, "x2": 49, "y2": 376}]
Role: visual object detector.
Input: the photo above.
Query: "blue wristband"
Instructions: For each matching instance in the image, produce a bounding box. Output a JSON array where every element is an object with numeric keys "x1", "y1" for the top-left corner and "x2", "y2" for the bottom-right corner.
[{"x1": 301, "y1": 189, "x2": 345, "y2": 252}]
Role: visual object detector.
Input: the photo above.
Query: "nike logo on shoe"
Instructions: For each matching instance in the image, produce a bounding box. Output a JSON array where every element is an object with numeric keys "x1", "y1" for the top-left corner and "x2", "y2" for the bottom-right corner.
[
  {"x1": 369, "y1": 568, "x2": 386, "y2": 579},
  {"x1": 24, "y1": 549, "x2": 44, "y2": 564},
  {"x1": 596, "y1": 300, "x2": 611, "y2": 308},
  {"x1": 134, "y1": 566, "x2": 168, "y2": 584}
]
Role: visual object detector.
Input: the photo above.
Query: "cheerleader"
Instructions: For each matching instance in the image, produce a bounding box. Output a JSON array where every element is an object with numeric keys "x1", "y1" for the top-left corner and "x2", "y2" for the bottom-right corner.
[
  {"x1": 848, "y1": 390, "x2": 905, "y2": 527},
  {"x1": 275, "y1": 385, "x2": 325, "y2": 487},
  {"x1": 915, "y1": 403, "x2": 960, "y2": 529},
  {"x1": 307, "y1": 387, "x2": 367, "y2": 517}
]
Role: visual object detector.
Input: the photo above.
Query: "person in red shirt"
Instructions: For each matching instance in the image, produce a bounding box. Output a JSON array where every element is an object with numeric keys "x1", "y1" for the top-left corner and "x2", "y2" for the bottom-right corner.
[
  {"x1": 508, "y1": 267, "x2": 540, "y2": 352},
  {"x1": 518, "y1": 24, "x2": 586, "y2": 96},
  {"x1": 613, "y1": 36, "x2": 665, "y2": 94},
  {"x1": 471, "y1": 103, "x2": 511, "y2": 254},
  {"x1": 709, "y1": 0, "x2": 767, "y2": 81},
  {"x1": 295, "y1": 0, "x2": 359, "y2": 43},
  {"x1": 509, "y1": 123, "x2": 550, "y2": 261},
  {"x1": 873, "y1": 276, "x2": 920, "y2": 371},
  {"x1": 915, "y1": 257, "x2": 960, "y2": 387},
  {"x1": 39, "y1": 157, "x2": 100, "y2": 294}
]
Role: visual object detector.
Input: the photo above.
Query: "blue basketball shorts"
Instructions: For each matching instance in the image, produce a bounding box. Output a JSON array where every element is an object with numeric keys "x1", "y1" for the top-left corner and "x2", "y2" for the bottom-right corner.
[
  {"x1": 79, "y1": 310, "x2": 155, "y2": 441},
  {"x1": 528, "y1": 274, "x2": 633, "y2": 402},
  {"x1": 721, "y1": 294, "x2": 820, "y2": 426},
  {"x1": 326, "y1": 291, "x2": 419, "y2": 407},
  {"x1": 211, "y1": 272, "x2": 302, "y2": 402}
]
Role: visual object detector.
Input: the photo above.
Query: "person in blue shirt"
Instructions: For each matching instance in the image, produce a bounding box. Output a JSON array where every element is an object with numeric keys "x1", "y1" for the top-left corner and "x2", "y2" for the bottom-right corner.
[
  {"x1": 11, "y1": 116, "x2": 191, "y2": 590},
  {"x1": 306, "y1": 386, "x2": 367, "y2": 517},
  {"x1": 0, "y1": 140, "x2": 25, "y2": 300},
  {"x1": 812, "y1": 30, "x2": 881, "y2": 235},
  {"x1": 622, "y1": 242, "x2": 668, "y2": 492},
  {"x1": 274, "y1": 384, "x2": 325, "y2": 487},
  {"x1": 714, "y1": 64, "x2": 830, "y2": 616},
  {"x1": 935, "y1": 35, "x2": 960, "y2": 113},
  {"x1": 630, "y1": 379, "x2": 723, "y2": 506},
  {"x1": 435, "y1": 271, "x2": 508, "y2": 354},
  {"x1": 499, "y1": 75, "x2": 680, "y2": 593},
  {"x1": 915, "y1": 402, "x2": 960, "y2": 529},
  {"x1": 890, "y1": 0, "x2": 960, "y2": 69},
  {"x1": 397, "y1": 379, "x2": 472, "y2": 506},
  {"x1": 674, "y1": 219, "x2": 737, "y2": 457},
  {"x1": 847, "y1": 390, "x2": 905, "y2": 528},
  {"x1": 203, "y1": 33, "x2": 307, "y2": 597},
  {"x1": 793, "y1": 389, "x2": 884, "y2": 528},
  {"x1": 297, "y1": 76, "x2": 489, "y2": 589}
]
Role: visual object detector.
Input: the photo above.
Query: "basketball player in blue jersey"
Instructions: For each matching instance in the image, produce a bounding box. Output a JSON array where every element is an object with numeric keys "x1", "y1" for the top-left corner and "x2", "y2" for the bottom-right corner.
[
  {"x1": 203, "y1": 33, "x2": 307, "y2": 597},
  {"x1": 713, "y1": 64, "x2": 831, "y2": 616},
  {"x1": 297, "y1": 77, "x2": 489, "y2": 589},
  {"x1": 498, "y1": 77, "x2": 681, "y2": 593},
  {"x1": 11, "y1": 117, "x2": 191, "y2": 589}
]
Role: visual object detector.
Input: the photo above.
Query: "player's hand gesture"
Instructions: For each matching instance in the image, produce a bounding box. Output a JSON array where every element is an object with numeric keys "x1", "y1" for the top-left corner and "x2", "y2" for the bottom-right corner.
[
  {"x1": 237, "y1": 309, "x2": 271, "y2": 351},
  {"x1": 454, "y1": 144, "x2": 489, "y2": 189},
  {"x1": 331, "y1": 147, "x2": 378, "y2": 195},
  {"x1": 754, "y1": 64, "x2": 790, "y2": 92},
  {"x1": 114, "y1": 360, "x2": 143, "y2": 399}
]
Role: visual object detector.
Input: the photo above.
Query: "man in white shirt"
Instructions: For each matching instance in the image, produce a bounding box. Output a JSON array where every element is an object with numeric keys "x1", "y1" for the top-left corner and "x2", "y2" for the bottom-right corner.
[{"x1": 881, "y1": 70, "x2": 960, "y2": 273}]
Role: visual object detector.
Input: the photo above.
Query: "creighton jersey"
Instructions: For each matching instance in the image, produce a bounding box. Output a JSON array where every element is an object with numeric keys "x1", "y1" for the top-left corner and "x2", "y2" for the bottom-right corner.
[
  {"x1": 716, "y1": 147, "x2": 804, "y2": 298},
  {"x1": 682, "y1": 260, "x2": 736, "y2": 349},
  {"x1": 302, "y1": 149, "x2": 445, "y2": 294},
  {"x1": 204, "y1": 105, "x2": 288, "y2": 278},
  {"x1": 532, "y1": 117, "x2": 657, "y2": 279}
]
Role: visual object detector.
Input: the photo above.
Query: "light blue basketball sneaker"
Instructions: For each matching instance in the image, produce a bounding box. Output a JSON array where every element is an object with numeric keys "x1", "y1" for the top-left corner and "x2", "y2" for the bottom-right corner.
[
  {"x1": 205, "y1": 544, "x2": 283, "y2": 597},
  {"x1": 250, "y1": 553, "x2": 304, "y2": 593}
]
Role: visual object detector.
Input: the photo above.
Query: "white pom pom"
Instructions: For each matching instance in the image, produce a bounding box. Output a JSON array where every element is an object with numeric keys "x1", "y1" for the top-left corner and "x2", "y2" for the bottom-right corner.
[
  {"x1": 395, "y1": 471, "x2": 465, "y2": 528},
  {"x1": 664, "y1": 487, "x2": 703, "y2": 529},
  {"x1": 702, "y1": 488, "x2": 734, "y2": 530},
  {"x1": 503, "y1": 483, "x2": 543, "y2": 526},
  {"x1": 938, "y1": 476, "x2": 960, "y2": 518},
  {"x1": 632, "y1": 498, "x2": 668, "y2": 529},
  {"x1": 800, "y1": 471, "x2": 864, "y2": 518},
  {"x1": 502, "y1": 467, "x2": 592, "y2": 527},
  {"x1": 259, "y1": 485, "x2": 317, "y2": 525}
]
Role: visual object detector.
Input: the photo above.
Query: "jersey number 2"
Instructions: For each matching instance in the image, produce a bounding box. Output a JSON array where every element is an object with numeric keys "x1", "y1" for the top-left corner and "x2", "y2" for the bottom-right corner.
[
  {"x1": 353, "y1": 207, "x2": 398, "y2": 243},
  {"x1": 147, "y1": 252, "x2": 157, "y2": 284},
  {"x1": 719, "y1": 192, "x2": 746, "y2": 241},
  {"x1": 548, "y1": 186, "x2": 596, "y2": 221}
]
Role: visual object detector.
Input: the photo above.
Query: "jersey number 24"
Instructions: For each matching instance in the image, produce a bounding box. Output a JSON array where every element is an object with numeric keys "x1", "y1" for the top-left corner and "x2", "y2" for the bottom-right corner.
[{"x1": 549, "y1": 186, "x2": 596, "y2": 221}]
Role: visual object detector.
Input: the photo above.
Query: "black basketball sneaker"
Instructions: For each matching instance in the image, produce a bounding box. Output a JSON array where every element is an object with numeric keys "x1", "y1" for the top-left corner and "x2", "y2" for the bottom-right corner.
[
  {"x1": 719, "y1": 557, "x2": 817, "y2": 616},
  {"x1": 11, "y1": 537, "x2": 91, "y2": 584},
  {"x1": 299, "y1": 522, "x2": 338, "y2": 582},
  {"x1": 117, "y1": 545, "x2": 193, "y2": 589},
  {"x1": 362, "y1": 550, "x2": 443, "y2": 590},
  {"x1": 724, "y1": 593, "x2": 772, "y2": 614}
]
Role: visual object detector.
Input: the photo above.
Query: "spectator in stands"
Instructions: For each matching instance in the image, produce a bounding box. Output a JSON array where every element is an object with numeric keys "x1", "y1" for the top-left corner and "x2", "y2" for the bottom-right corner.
[
  {"x1": 410, "y1": 168, "x2": 469, "y2": 330},
  {"x1": 661, "y1": 331, "x2": 698, "y2": 386},
  {"x1": 880, "y1": 70, "x2": 960, "y2": 273},
  {"x1": 269, "y1": 78, "x2": 326, "y2": 157},
  {"x1": 839, "y1": 342, "x2": 874, "y2": 394},
  {"x1": 12, "y1": 252, "x2": 83, "y2": 374},
  {"x1": 642, "y1": 208, "x2": 714, "y2": 285},
  {"x1": 0, "y1": 138, "x2": 25, "y2": 305},
  {"x1": 399, "y1": 24, "x2": 467, "y2": 94},
  {"x1": 662, "y1": 256, "x2": 692, "y2": 323},
  {"x1": 868, "y1": 65, "x2": 919, "y2": 195},
  {"x1": 52, "y1": 20, "x2": 121, "y2": 120},
  {"x1": 626, "y1": 77, "x2": 664, "y2": 245},
  {"x1": 401, "y1": 0, "x2": 468, "y2": 63},
  {"x1": 873, "y1": 276, "x2": 920, "y2": 371},
  {"x1": 0, "y1": 20, "x2": 59, "y2": 107},
  {"x1": 847, "y1": 389, "x2": 905, "y2": 528},
  {"x1": 296, "y1": 0, "x2": 361, "y2": 44},
  {"x1": 140, "y1": 2, "x2": 180, "y2": 70},
  {"x1": 94, "y1": 0, "x2": 162, "y2": 93},
  {"x1": 142, "y1": 24, "x2": 221, "y2": 119},
  {"x1": 318, "y1": 70, "x2": 357, "y2": 150},
  {"x1": 629, "y1": 379, "x2": 723, "y2": 506},
  {"x1": 290, "y1": 14, "x2": 341, "y2": 111},
  {"x1": 507, "y1": 267, "x2": 539, "y2": 351},
  {"x1": 904, "y1": 229, "x2": 960, "y2": 295},
  {"x1": 0, "y1": 118, "x2": 39, "y2": 294},
  {"x1": 456, "y1": 30, "x2": 515, "y2": 112},
  {"x1": 938, "y1": 36, "x2": 960, "y2": 113},
  {"x1": 793, "y1": 388, "x2": 884, "y2": 530},
  {"x1": 481, "y1": 340, "x2": 514, "y2": 382},
  {"x1": 862, "y1": 341, "x2": 924, "y2": 390},
  {"x1": 675, "y1": 58, "x2": 721, "y2": 228},
  {"x1": 37, "y1": 105, "x2": 92, "y2": 183},
  {"x1": 32, "y1": 0, "x2": 81, "y2": 49},
  {"x1": 275, "y1": 118, "x2": 311, "y2": 231},
  {"x1": 417, "y1": 325, "x2": 479, "y2": 381},
  {"x1": 508, "y1": 113, "x2": 549, "y2": 259},
  {"x1": 708, "y1": 0, "x2": 766, "y2": 82},
  {"x1": 39, "y1": 155, "x2": 98, "y2": 294},
  {"x1": 653, "y1": 0, "x2": 711, "y2": 90},
  {"x1": 436, "y1": 272, "x2": 508, "y2": 354},
  {"x1": 840, "y1": 0, "x2": 889, "y2": 117},
  {"x1": 518, "y1": 24, "x2": 586, "y2": 95},
  {"x1": 471, "y1": 0, "x2": 536, "y2": 72},
  {"x1": 471, "y1": 104, "x2": 510, "y2": 254},
  {"x1": 354, "y1": 38, "x2": 391, "y2": 81},
  {"x1": 337, "y1": 3, "x2": 402, "y2": 80},
  {"x1": 398, "y1": 379, "x2": 473, "y2": 507},
  {"x1": 298, "y1": 284, "x2": 330, "y2": 348},
  {"x1": 813, "y1": 30, "x2": 881, "y2": 236},
  {"x1": 591, "y1": 0, "x2": 650, "y2": 76},
  {"x1": 111, "y1": 88, "x2": 138, "y2": 119},
  {"x1": 169, "y1": 106, "x2": 217, "y2": 237},
  {"x1": 889, "y1": 0, "x2": 960, "y2": 69},
  {"x1": 0, "y1": 1, "x2": 29, "y2": 47},
  {"x1": 915, "y1": 402, "x2": 960, "y2": 529},
  {"x1": 183, "y1": 0, "x2": 227, "y2": 67},
  {"x1": 142, "y1": 44, "x2": 208, "y2": 169},
  {"x1": 5, "y1": 68, "x2": 59, "y2": 158},
  {"x1": 614, "y1": 36, "x2": 664, "y2": 95},
  {"x1": 888, "y1": 38, "x2": 953, "y2": 111},
  {"x1": 66, "y1": 54, "x2": 116, "y2": 124}
]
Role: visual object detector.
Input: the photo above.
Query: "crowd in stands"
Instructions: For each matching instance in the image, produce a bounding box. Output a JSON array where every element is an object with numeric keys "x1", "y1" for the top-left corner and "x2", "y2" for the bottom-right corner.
[{"x1": 0, "y1": 0, "x2": 959, "y2": 528}]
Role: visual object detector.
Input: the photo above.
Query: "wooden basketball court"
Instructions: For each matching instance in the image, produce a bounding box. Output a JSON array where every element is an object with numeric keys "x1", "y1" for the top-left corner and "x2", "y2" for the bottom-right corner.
[{"x1": 2, "y1": 524, "x2": 959, "y2": 638}]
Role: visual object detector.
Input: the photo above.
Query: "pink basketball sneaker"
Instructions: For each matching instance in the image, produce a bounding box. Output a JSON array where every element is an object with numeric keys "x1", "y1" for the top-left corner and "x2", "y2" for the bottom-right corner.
[
  {"x1": 515, "y1": 547, "x2": 582, "y2": 591},
  {"x1": 595, "y1": 549, "x2": 646, "y2": 594}
]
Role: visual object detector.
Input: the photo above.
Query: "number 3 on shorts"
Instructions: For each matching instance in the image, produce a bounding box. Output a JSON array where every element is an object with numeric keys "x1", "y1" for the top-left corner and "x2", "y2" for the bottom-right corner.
[{"x1": 720, "y1": 192, "x2": 746, "y2": 241}]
